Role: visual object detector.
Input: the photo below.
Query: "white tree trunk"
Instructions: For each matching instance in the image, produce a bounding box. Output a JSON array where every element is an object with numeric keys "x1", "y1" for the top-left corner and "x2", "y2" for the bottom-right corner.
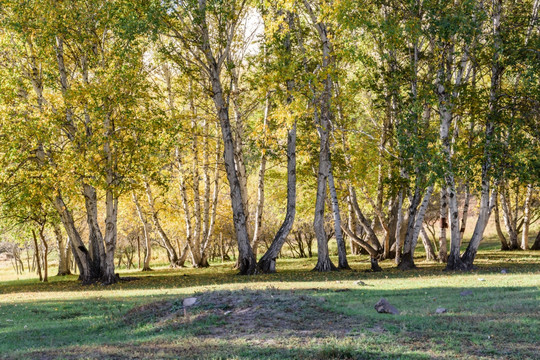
[
  {"x1": 145, "y1": 181, "x2": 180, "y2": 266},
  {"x1": 54, "y1": 224, "x2": 70, "y2": 276},
  {"x1": 53, "y1": 193, "x2": 94, "y2": 283},
  {"x1": 461, "y1": 0, "x2": 502, "y2": 268},
  {"x1": 82, "y1": 184, "x2": 106, "y2": 278},
  {"x1": 258, "y1": 122, "x2": 297, "y2": 273},
  {"x1": 132, "y1": 191, "x2": 152, "y2": 271},
  {"x1": 328, "y1": 169, "x2": 349, "y2": 269},
  {"x1": 251, "y1": 95, "x2": 270, "y2": 259},
  {"x1": 439, "y1": 188, "x2": 449, "y2": 262},
  {"x1": 521, "y1": 184, "x2": 533, "y2": 250}
]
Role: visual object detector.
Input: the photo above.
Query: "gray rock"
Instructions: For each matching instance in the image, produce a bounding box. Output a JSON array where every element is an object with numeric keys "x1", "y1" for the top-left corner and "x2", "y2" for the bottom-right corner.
[
  {"x1": 460, "y1": 290, "x2": 473, "y2": 296},
  {"x1": 435, "y1": 307, "x2": 447, "y2": 314},
  {"x1": 183, "y1": 297, "x2": 197, "y2": 307},
  {"x1": 355, "y1": 280, "x2": 367, "y2": 286},
  {"x1": 501, "y1": 269, "x2": 508, "y2": 274},
  {"x1": 374, "y1": 298, "x2": 400, "y2": 315}
]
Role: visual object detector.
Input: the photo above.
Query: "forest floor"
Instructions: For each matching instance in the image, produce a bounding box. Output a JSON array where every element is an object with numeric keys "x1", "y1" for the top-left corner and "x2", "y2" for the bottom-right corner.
[{"x1": 0, "y1": 239, "x2": 539, "y2": 359}]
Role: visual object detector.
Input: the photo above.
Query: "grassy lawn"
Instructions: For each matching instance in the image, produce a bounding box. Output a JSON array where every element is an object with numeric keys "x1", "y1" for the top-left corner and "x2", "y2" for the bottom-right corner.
[{"x1": 0, "y1": 240, "x2": 539, "y2": 359}]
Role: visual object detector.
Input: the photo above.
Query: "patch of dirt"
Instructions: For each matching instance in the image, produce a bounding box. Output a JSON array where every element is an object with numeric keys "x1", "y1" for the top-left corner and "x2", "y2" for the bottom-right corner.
[{"x1": 123, "y1": 288, "x2": 360, "y2": 338}]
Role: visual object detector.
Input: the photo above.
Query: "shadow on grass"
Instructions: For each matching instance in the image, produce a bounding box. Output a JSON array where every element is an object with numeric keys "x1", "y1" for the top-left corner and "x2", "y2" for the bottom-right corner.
[
  {"x1": 1, "y1": 250, "x2": 539, "y2": 296},
  {"x1": 1, "y1": 285, "x2": 539, "y2": 359}
]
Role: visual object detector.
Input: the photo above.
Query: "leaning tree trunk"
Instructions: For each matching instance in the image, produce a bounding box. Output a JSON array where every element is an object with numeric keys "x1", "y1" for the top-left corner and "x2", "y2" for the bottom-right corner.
[
  {"x1": 208, "y1": 67, "x2": 256, "y2": 274},
  {"x1": 53, "y1": 193, "x2": 94, "y2": 283},
  {"x1": 399, "y1": 184, "x2": 434, "y2": 270},
  {"x1": 257, "y1": 11, "x2": 299, "y2": 274},
  {"x1": 196, "y1": 2, "x2": 256, "y2": 274},
  {"x1": 345, "y1": 187, "x2": 383, "y2": 271},
  {"x1": 461, "y1": 0, "x2": 502, "y2": 269},
  {"x1": 258, "y1": 123, "x2": 297, "y2": 273}
]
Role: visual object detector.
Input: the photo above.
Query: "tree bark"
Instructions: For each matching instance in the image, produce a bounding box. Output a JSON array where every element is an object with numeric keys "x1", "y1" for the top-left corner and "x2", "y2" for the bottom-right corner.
[
  {"x1": 54, "y1": 224, "x2": 71, "y2": 276},
  {"x1": 520, "y1": 184, "x2": 532, "y2": 250},
  {"x1": 394, "y1": 190, "x2": 404, "y2": 264},
  {"x1": 53, "y1": 193, "x2": 94, "y2": 283},
  {"x1": 303, "y1": 0, "x2": 337, "y2": 272},
  {"x1": 38, "y1": 225, "x2": 48, "y2": 282},
  {"x1": 500, "y1": 185, "x2": 519, "y2": 249},
  {"x1": 459, "y1": 184, "x2": 471, "y2": 243},
  {"x1": 438, "y1": 188, "x2": 449, "y2": 262},
  {"x1": 494, "y1": 194, "x2": 510, "y2": 250},
  {"x1": 251, "y1": 95, "x2": 270, "y2": 259},
  {"x1": 421, "y1": 227, "x2": 437, "y2": 261},
  {"x1": 198, "y1": 131, "x2": 221, "y2": 267},
  {"x1": 207, "y1": 63, "x2": 255, "y2": 275},
  {"x1": 258, "y1": 123, "x2": 297, "y2": 273},
  {"x1": 32, "y1": 229, "x2": 43, "y2": 282},
  {"x1": 312, "y1": 122, "x2": 335, "y2": 272},
  {"x1": 461, "y1": 0, "x2": 502, "y2": 268},
  {"x1": 102, "y1": 188, "x2": 118, "y2": 284},
  {"x1": 189, "y1": 109, "x2": 204, "y2": 267},
  {"x1": 328, "y1": 169, "x2": 349, "y2": 269},
  {"x1": 132, "y1": 191, "x2": 152, "y2": 271},
  {"x1": 399, "y1": 184, "x2": 434, "y2": 270},
  {"x1": 82, "y1": 183, "x2": 106, "y2": 278},
  {"x1": 145, "y1": 181, "x2": 181, "y2": 266},
  {"x1": 196, "y1": 0, "x2": 256, "y2": 274},
  {"x1": 257, "y1": 11, "x2": 299, "y2": 273}
]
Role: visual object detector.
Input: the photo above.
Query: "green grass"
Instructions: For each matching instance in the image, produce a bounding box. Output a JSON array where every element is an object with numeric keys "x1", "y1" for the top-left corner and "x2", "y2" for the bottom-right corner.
[{"x1": 0, "y1": 240, "x2": 539, "y2": 359}]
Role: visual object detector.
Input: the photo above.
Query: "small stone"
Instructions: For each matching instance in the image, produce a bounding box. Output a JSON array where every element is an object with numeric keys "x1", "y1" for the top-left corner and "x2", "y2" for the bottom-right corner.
[
  {"x1": 478, "y1": 278, "x2": 486, "y2": 281},
  {"x1": 355, "y1": 280, "x2": 367, "y2": 286},
  {"x1": 501, "y1": 269, "x2": 508, "y2": 274},
  {"x1": 183, "y1": 297, "x2": 197, "y2": 307},
  {"x1": 435, "y1": 307, "x2": 447, "y2": 314},
  {"x1": 460, "y1": 290, "x2": 473, "y2": 296},
  {"x1": 374, "y1": 298, "x2": 400, "y2": 315}
]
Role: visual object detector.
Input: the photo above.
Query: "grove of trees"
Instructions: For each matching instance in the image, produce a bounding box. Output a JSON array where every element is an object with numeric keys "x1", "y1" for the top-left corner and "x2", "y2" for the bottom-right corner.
[{"x1": 0, "y1": 0, "x2": 538, "y2": 284}]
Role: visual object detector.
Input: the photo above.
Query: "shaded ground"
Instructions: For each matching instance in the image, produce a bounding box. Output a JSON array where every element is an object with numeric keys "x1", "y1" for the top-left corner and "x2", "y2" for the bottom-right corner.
[{"x1": 1, "y1": 246, "x2": 539, "y2": 359}]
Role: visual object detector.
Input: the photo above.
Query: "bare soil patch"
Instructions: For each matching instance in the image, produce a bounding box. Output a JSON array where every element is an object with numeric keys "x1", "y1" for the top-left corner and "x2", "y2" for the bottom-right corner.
[{"x1": 124, "y1": 287, "x2": 361, "y2": 338}]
